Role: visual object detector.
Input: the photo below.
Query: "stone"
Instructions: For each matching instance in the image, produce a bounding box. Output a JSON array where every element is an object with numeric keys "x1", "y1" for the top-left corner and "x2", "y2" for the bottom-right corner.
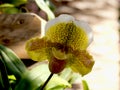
[{"x1": 0, "y1": 13, "x2": 46, "y2": 58}]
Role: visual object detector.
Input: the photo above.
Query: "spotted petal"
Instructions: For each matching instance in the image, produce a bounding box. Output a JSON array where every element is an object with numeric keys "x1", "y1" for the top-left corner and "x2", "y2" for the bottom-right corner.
[
  {"x1": 68, "y1": 50, "x2": 94, "y2": 76},
  {"x1": 25, "y1": 37, "x2": 49, "y2": 61}
]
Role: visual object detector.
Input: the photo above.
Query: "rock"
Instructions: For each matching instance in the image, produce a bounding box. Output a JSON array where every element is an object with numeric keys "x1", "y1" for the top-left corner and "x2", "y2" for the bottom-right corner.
[{"x1": 0, "y1": 13, "x2": 46, "y2": 58}]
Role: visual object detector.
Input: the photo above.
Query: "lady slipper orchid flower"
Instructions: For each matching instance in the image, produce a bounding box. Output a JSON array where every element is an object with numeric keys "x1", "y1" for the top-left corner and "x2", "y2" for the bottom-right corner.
[{"x1": 26, "y1": 14, "x2": 94, "y2": 76}]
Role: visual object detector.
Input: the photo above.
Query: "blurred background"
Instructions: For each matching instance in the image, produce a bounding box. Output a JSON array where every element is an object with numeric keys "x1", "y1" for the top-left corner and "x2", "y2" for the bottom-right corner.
[{"x1": 0, "y1": 0, "x2": 120, "y2": 90}]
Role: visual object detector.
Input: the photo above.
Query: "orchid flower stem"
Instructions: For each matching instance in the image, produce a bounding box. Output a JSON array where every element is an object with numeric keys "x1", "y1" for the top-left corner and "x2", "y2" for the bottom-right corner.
[{"x1": 41, "y1": 73, "x2": 54, "y2": 90}]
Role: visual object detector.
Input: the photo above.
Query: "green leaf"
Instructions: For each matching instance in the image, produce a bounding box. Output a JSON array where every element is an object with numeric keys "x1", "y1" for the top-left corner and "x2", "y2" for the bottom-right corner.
[
  {"x1": 8, "y1": 75, "x2": 16, "y2": 80},
  {"x1": 59, "y1": 68, "x2": 80, "y2": 84},
  {"x1": 14, "y1": 71, "x2": 43, "y2": 90},
  {"x1": 2, "y1": 0, "x2": 27, "y2": 6},
  {"x1": 2, "y1": 7, "x2": 19, "y2": 14},
  {"x1": 12, "y1": 0, "x2": 27, "y2": 6},
  {"x1": 0, "y1": 4, "x2": 14, "y2": 8},
  {"x1": 35, "y1": 0, "x2": 55, "y2": 20},
  {"x1": 30, "y1": 63, "x2": 71, "y2": 90},
  {"x1": 0, "y1": 3, "x2": 19, "y2": 14},
  {"x1": 82, "y1": 80, "x2": 90, "y2": 90},
  {"x1": 0, "y1": 44, "x2": 27, "y2": 77},
  {"x1": 59, "y1": 68, "x2": 72, "y2": 81},
  {"x1": 0, "y1": 55, "x2": 12, "y2": 90},
  {"x1": 0, "y1": 50, "x2": 22, "y2": 79},
  {"x1": 30, "y1": 63, "x2": 51, "y2": 82},
  {"x1": 46, "y1": 76, "x2": 71, "y2": 90}
]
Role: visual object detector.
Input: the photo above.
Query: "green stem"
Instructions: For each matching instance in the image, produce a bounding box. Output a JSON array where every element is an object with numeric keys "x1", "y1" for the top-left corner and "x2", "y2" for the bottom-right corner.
[{"x1": 41, "y1": 73, "x2": 54, "y2": 90}]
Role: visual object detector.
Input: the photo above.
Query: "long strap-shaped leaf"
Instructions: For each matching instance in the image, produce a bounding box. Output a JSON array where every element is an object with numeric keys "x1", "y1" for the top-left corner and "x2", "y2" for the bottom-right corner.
[
  {"x1": 0, "y1": 53, "x2": 12, "y2": 90},
  {"x1": 35, "y1": 0, "x2": 55, "y2": 20}
]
